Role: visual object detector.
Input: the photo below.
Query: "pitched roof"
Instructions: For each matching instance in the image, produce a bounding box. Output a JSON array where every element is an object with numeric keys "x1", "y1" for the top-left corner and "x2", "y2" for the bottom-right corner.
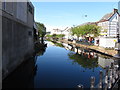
[
  {"x1": 97, "y1": 9, "x2": 119, "y2": 23},
  {"x1": 100, "y1": 12, "x2": 114, "y2": 21},
  {"x1": 78, "y1": 22, "x2": 97, "y2": 26}
]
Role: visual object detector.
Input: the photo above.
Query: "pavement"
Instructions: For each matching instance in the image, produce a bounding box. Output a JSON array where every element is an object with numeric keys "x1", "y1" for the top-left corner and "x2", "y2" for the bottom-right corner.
[{"x1": 60, "y1": 39, "x2": 117, "y2": 57}]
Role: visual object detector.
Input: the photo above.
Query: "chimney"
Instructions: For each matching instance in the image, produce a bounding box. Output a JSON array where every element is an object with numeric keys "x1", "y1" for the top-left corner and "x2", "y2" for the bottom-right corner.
[{"x1": 114, "y1": 8, "x2": 118, "y2": 13}]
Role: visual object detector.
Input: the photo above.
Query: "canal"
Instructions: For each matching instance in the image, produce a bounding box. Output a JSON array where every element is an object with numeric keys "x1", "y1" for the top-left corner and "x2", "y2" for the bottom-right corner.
[{"x1": 3, "y1": 41, "x2": 117, "y2": 88}]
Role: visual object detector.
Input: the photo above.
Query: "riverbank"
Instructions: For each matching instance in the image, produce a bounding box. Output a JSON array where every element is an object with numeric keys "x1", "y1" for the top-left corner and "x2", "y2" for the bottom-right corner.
[{"x1": 59, "y1": 39, "x2": 117, "y2": 57}]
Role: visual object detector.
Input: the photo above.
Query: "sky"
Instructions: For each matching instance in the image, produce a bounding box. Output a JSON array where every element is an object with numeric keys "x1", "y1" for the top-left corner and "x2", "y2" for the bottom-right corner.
[{"x1": 31, "y1": 2, "x2": 118, "y2": 32}]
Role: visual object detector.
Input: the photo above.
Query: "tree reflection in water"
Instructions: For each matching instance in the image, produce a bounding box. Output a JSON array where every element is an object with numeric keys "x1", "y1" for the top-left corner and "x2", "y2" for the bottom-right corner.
[
  {"x1": 51, "y1": 41, "x2": 64, "y2": 48},
  {"x1": 68, "y1": 51, "x2": 99, "y2": 71}
]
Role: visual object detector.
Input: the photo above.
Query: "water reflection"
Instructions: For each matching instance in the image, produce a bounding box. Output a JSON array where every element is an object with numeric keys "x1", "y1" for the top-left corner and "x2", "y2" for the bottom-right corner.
[
  {"x1": 35, "y1": 42, "x2": 47, "y2": 56},
  {"x1": 2, "y1": 57, "x2": 36, "y2": 88},
  {"x1": 68, "y1": 52, "x2": 98, "y2": 71},
  {"x1": 51, "y1": 41, "x2": 64, "y2": 48},
  {"x1": 98, "y1": 54, "x2": 114, "y2": 69},
  {"x1": 2, "y1": 44, "x2": 47, "y2": 88},
  {"x1": 3, "y1": 41, "x2": 119, "y2": 88},
  {"x1": 62, "y1": 43, "x2": 115, "y2": 69}
]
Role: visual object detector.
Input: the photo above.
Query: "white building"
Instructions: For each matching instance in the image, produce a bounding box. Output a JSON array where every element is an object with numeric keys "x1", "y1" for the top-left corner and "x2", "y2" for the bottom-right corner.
[
  {"x1": 97, "y1": 9, "x2": 119, "y2": 37},
  {"x1": 95, "y1": 9, "x2": 119, "y2": 48},
  {"x1": 51, "y1": 27, "x2": 72, "y2": 39}
]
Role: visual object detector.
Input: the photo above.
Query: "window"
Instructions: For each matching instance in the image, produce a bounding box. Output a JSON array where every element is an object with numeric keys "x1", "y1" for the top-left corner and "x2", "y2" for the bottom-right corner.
[
  {"x1": 2, "y1": 2, "x2": 6, "y2": 10},
  {"x1": 27, "y1": 2, "x2": 33, "y2": 14},
  {"x1": 2, "y1": 2, "x2": 13, "y2": 15},
  {"x1": 28, "y1": 31, "x2": 33, "y2": 37}
]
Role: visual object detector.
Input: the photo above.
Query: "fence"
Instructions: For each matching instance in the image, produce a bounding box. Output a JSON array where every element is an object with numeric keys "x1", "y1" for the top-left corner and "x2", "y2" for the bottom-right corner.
[{"x1": 77, "y1": 62, "x2": 120, "y2": 89}]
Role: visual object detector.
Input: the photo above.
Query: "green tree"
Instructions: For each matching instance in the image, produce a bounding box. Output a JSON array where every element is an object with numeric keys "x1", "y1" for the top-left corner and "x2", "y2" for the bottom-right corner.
[
  {"x1": 36, "y1": 22, "x2": 46, "y2": 43},
  {"x1": 56, "y1": 34, "x2": 65, "y2": 39},
  {"x1": 70, "y1": 24, "x2": 101, "y2": 41},
  {"x1": 71, "y1": 26, "x2": 81, "y2": 40},
  {"x1": 82, "y1": 24, "x2": 101, "y2": 37}
]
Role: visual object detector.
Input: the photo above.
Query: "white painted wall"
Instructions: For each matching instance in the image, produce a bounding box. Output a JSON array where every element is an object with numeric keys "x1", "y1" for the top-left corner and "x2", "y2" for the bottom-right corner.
[
  {"x1": 99, "y1": 37, "x2": 117, "y2": 48},
  {"x1": 98, "y1": 21, "x2": 109, "y2": 36},
  {"x1": 98, "y1": 12, "x2": 119, "y2": 37},
  {"x1": 108, "y1": 13, "x2": 118, "y2": 37}
]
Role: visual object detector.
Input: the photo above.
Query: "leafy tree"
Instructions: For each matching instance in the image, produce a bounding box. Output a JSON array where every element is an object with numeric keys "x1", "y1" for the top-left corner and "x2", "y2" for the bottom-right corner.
[
  {"x1": 70, "y1": 24, "x2": 101, "y2": 41},
  {"x1": 56, "y1": 34, "x2": 65, "y2": 39},
  {"x1": 46, "y1": 34, "x2": 65, "y2": 40},
  {"x1": 81, "y1": 24, "x2": 101, "y2": 37},
  {"x1": 71, "y1": 26, "x2": 81, "y2": 40},
  {"x1": 36, "y1": 22, "x2": 46, "y2": 43},
  {"x1": 46, "y1": 34, "x2": 53, "y2": 37}
]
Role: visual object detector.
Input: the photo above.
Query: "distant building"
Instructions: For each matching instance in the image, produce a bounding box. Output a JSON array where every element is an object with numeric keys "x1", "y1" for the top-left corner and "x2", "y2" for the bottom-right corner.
[
  {"x1": 51, "y1": 27, "x2": 71, "y2": 39},
  {"x1": 1, "y1": 1, "x2": 35, "y2": 79},
  {"x1": 97, "y1": 9, "x2": 119, "y2": 37}
]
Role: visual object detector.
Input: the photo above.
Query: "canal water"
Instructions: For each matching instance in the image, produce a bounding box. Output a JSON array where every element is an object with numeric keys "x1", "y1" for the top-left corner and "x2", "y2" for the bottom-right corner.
[{"x1": 3, "y1": 41, "x2": 116, "y2": 88}]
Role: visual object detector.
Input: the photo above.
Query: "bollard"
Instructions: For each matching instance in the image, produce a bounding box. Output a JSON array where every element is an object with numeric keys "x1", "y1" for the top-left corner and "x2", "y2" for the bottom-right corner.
[
  {"x1": 112, "y1": 68, "x2": 116, "y2": 84},
  {"x1": 105, "y1": 66, "x2": 109, "y2": 84},
  {"x1": 111, "y1": 62, "x2": 114, "y2": 69},
  {"x1": 115, "y1": 66, "x2": 119, "y2": 79},
  {"x1": 77, "y1": 84, "x2": 84, "y2": 90},
  {"x1": 104, "y1": 83, "x2": 108, "y2": 90},
  {"x1": 98, "y1": 70, "x2": 103, "y2": 88},
  {"x1": 108, "y1": 69, "x2": 112, "y2": 89},
  {"x1": 104, "y1": 66, "x2": 109, "y2": 89},
  {"x1": 90, "y1": 76, "x2": 95, "y2": 89},
  {"x1": 110, "y1": 62, "x2": 115, "y2": 84}
]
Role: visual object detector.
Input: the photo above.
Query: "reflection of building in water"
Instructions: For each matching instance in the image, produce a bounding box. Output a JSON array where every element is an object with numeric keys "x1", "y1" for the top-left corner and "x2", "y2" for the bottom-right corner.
[
  {"x1": 98, "y1": 57, "x2": 114, "y2": 68},
  {"x1": 64, "y1": 43, "x2": 99, "y2": 59},
  {"x1": 2, "y1": 57, "x2": 37, "y2": 88},
  {"x1": 62, "y1": 43, "x2": 73, "y2": 50}
]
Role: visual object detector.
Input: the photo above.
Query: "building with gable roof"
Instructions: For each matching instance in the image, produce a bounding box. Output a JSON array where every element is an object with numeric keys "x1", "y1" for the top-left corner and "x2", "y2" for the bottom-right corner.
[
  {"x1": 97, "y1": 9, "x2": 119, "y2": 37},
  {"x1": 94, "y1": 9, "x2": 120, "y2": 48}
]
